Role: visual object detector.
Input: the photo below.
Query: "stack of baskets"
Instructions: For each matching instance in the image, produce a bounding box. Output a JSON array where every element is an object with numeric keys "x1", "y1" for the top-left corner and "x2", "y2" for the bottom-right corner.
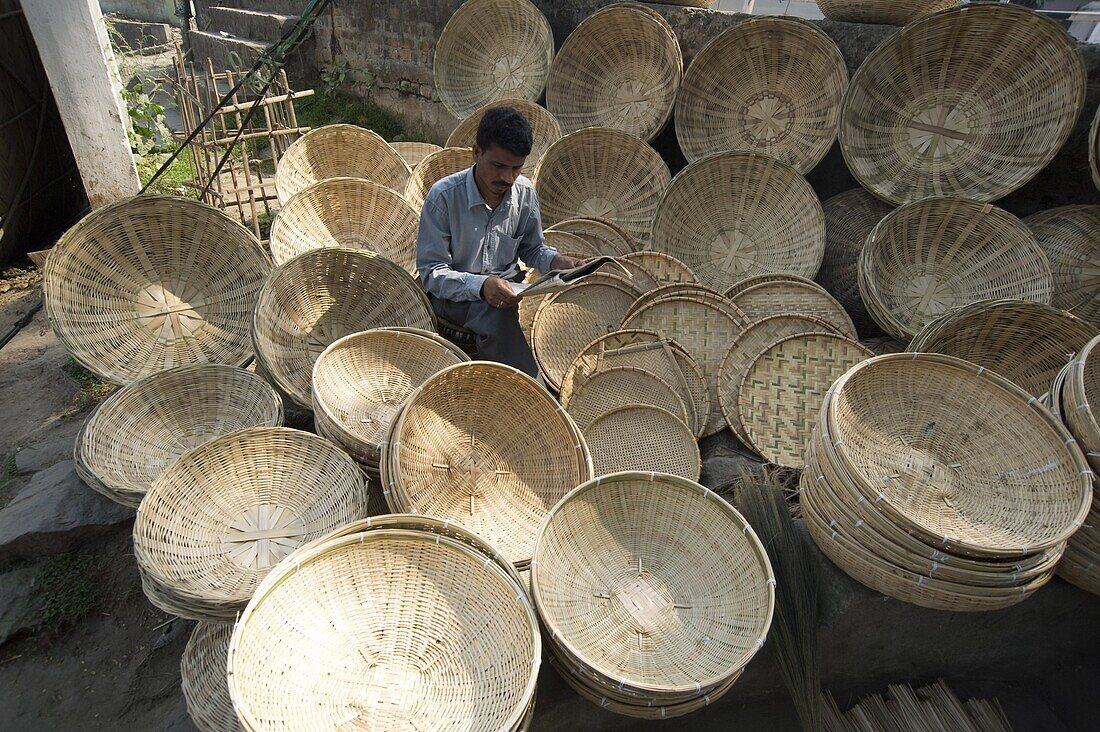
[
  {"x1": 801, "y1": 354, "x2": 1092, "y2": 611},
  {"x1": 530, "y1": 472, "x2": 775, "y2": 718}
]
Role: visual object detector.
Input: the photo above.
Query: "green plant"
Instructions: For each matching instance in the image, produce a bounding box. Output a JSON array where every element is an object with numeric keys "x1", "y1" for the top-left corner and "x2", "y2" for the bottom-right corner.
[
  {"x1": 136, "y1": 146, "x2": 196, "y2": 198},
  {"x1": 296, "y1": 92, "x2": 405, "y2": 141},
  {"x1": 34, "y1": 553, "x2": 98, "y2": 635},
  {"x1": 122, "y1": 80, "x2": 174, "y2": 156},
  {"x1": 62, "y1": 358, "x2": 115, "y2": 411},
  {"x1": 320, "y1": 57, "x2": 352, "y2": 96}
]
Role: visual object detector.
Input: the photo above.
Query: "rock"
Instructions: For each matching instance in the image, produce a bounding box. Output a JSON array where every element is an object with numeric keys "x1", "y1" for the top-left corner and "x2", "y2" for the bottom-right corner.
[
  {"x1": 0, "y1": 566, "x2": 38, "y2": 645},
  {"x1": 13, "y1": 422, "x2": 82, "y2": 475},
  {"x1": 0, "y1": 461, "x2": 133, "y2": 561}
]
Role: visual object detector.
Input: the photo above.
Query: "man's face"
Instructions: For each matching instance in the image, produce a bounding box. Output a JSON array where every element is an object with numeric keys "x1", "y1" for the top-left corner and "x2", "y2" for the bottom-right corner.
[{"x1": 472, "y1": 143, "x2": 527, "y2": 198}]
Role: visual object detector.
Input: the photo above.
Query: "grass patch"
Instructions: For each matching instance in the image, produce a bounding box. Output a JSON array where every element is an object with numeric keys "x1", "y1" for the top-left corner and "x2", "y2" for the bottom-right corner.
[
  {"x1": 1, "y1": 454, "x2": 15, "y2": 489},
  {"x1": 1, "y1": 261, "x2": 35, "y2": 281},
  {"x1": 245, "y1": 209, "x2": 277, "y2": 241},
  {"x1": 136, "y1": 147, "x2": 196, "y2": 198},
  {"x1": 296, "y1": 92, "x2": 405, "y2": 140},
  {"x1": 34, "y1": 553, "x2": 98, "y2": 636},
  {"x1": 62, "y1": 358, "x2": 114, "y2": 411}
]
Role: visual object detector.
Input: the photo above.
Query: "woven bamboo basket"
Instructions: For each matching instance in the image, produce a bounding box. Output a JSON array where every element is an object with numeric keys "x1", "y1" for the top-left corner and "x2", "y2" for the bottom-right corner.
[
  {"x1": 44, "y1": 196, "x2": 271, "y2": 385},
  {"x1": 619, "y1": 252, "x2": 699, "y2": 293},
  {"x1": 584, "y1": 406, "x2": 700, "y2": 480},
  {"x1": 312, "y1": 329, "x2": 468, "y2": 468},
  {"x1": 1090, "y1": 104, "x2": 1100, "y2": 193},
  {"x1": 723, "y1": 273, "x2": 813, "y2": 300},
  {"x1": 516, "y1": 230, "x2": 612, "y2": 340},
  {"x1": 227, "y1": 528, "x2": 539, "y2": 731},
  {"x1": 718, "y1": 315, "x2": 841, "y2": 446},
  {"x1": 651, "y1": 152, "x2": 825, "y2": 293},
  {"x1": 546, "y1": 217, "x2": 634, "y2": 256},
  {"x1": 731, "y1": 280, "x2": 857, "y2": 338},
  {"x1": 434, "y1": 0, "x2": 554, "y2": 119},
  {"x1": 564, "y1": 365, "x2": 689, "y2": 431},
  {"x1": 623, "y1": 293, "x2": 751, "y2": 436},
  {"x1": 561, "y1": 330, "x2": 707, "y2": 438},
  {"x1": 445, "y1": 98, "x2": 562, "y2": 175},
  {"x1": 675, "y1": 17, "x2": 847, "y2": 172},
  {"x1": 858, "y1": 198, "x2": 1053, "y2": 342},
  {"x1": 133, "y1": 427, "x2": 368, "y2": 620},
  {"x1": 404, "y1": 146, "x2": 472, "y2": 207},
  {"x1": 823, "y1": 354, "x2": 1092, "y2": 559},
  {"x1": 382, "y1": 362, "x2": 592, "y2": 565},
  {"x1": 1062, "y1": 334, "x2": 1100, "y2": 474},
  {"x1": 839, "y1": 4, "x2": 1085, "y2": 206},
  {"x1": 275, "y1": 124, "x2": 411, "y2": 205},
  {"x1": 251, "y1": 248, "x2": 434, "y2": 410},
  {"x1": 624, "y1": 283, "x2": 721, "y2": 322},
  {"x1": 1024, "y1": 205, "x2": 1100, "y2": 328},
  {"x1": 816, "y1": 0, "x2": 958, "y2": 24},
  {"x1": 76, "y1": 364, "x2": 283, "y2": 508},
  {"x1": 738, "y1": 333, "x2": 872, "y2": 468},
  {"x1": 531, "y1": 472, "x2": 774, "y2": 713},
  {"x1": 534, "y1": 127, "x2": 671, "y2": 246},
  {"x1": 546, "y1": 3, "x2": 681, "y2": 142},
  {"x1": 267, "y1": 177, "x2": 419, "y2": 273},
  {"x1": 908, "y1": 299, "x2": 1097, "y2": 398},
  {"x1": 181, "y1": 623, "x2": 240, "y2": 732},
  {"x1": 389, "y1": 141, "x2": 441, "y2": 170},
  {"x1": 531, "y1": 276, "x2": 640, "y2": 390},
  {"x1": 815, "y1": 188, "x2": 894, "y2": 338}
]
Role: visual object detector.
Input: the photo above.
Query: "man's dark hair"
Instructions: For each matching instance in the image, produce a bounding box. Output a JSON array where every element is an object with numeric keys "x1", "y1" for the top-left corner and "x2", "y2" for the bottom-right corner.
[{"x1": 475, "y1": 106, "x2": 533, "y2": 157}]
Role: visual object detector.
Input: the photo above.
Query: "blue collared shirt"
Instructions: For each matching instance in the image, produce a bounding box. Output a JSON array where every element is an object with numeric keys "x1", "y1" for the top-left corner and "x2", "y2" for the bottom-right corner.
[{"x1": 416, "y1": 165, "x2": 558, "y2": 302}]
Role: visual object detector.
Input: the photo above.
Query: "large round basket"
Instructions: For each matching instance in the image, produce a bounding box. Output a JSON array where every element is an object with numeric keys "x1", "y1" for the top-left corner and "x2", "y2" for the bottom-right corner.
[
  {"x1": 624, "y1": 283, "x2": 719, "y2": 322},
  {"x1": 534, "y1": 127, "x2": 671, "y2": 246},
  {"x1": 815, "y1": 188, "x2": 894, "y2": 338},
  {"x1": 446, "y1": 98, "x2": 562, "y2": 175},
  {"x1": 584, "y1": 406, "x2": 700, "y2": 480},
  {"x1": 389, "y1": 141, "x2": 441, "y2": 170},
  {"x1": 858, "y1": 198, "x2": 1052, "y2": 342},
  {"x1": 312, "y1": 329, "x2": 468, "y2": 467},
  {"x1": 675, "y1": 17, "x2": 847, "y2": 172},
  {"x1": 275, "y1": 124, "x2": 411, "y2": 205},
  {"x1": 619, "y1": 252, "x2": 699, "y2": 292},
  {"x1": 547, "y1": 217, "x2": 633, "y2": 256},
  {"x1": 563, "y1": 365, "x2": 689, "y2": 431},
  {"x1": 1055, "y1": 333, "x2": 1100, "y2": 473},
  {"x1": 516, "y1": 230, "x2": 614, "y2": 338},
  {"x1": 77, "y1": 364, "x2": 283, "y2": 508},
  {"x1": 267, "y1": 177, "x2": 419, "y2": 272},
  {"x1": 181, "y1": 622, "x2": 240, "y2": 732},
  {"x1": 134, "y1": 427, "x2": 369, "y2": 620},
  {"x1": 404, "y1": 147, "x2": 472, "y2": 207},
  {"x1": 546, "y1": 3, "x2": 681, "y2": 142},
  {"x1": 531, "y1": 472, "x2": 774, "y2": 714},
  {"x1": 1024, "y1": 205, "x2": 1100, "y2": 328},
  {"x1": 839, "y1": 4, "x2": 1085, "y2": 205},
  {"x1": 44, "y1": 196, "x2": 272, "y2": 385},
  {"x1": 822, "y1": 354, "x2": 1091, "y2": 559},
  {"x1": 815, "y1": 0, "x2": 959, "y2": 25},
  {"x1": 433, "y1": 0, "x2": 554, "y2": 119},
  {"x1": 227, "y1": 528, "x2": 539, "y2": 731},
  {"x1": 383, "y1": 362, "x2": 592, "y2": 565},
  {"x1": 531, "y1": 277, "x2": 639, "y2": 390},
  {"x1": 907, "y1": 299, "x2": 1098, "y2": 397},
  {"x1": 651, "y1": 152, "x2": 824, "y2": 293},
  {"x1": 731, "y1": 280, "x2": 857, "y2": 338},
  {"x1": 252, "y1": 248, "x2": 434, "y2": 410}
]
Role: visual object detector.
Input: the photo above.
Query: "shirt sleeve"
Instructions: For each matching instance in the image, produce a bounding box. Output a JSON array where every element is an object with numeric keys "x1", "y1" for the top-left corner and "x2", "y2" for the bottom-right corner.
[
  {"x1": 516, "y1": 193, "x2": 558, "y2": 275},
  {"x1": 416, "y1": 192, "x2": 488, "y2": 302}
]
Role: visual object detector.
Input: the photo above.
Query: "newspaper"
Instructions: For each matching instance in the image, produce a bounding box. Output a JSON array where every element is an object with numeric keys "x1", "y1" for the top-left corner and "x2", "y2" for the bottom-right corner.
[{"x1": 509, "y1": 256, "x2": 632, "y2": 299}]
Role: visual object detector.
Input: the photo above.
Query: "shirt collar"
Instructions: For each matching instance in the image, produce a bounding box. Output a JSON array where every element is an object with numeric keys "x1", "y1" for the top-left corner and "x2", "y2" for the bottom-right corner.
[{"x1": 466, "y1": 165, "x2": 512, "y2": 210}]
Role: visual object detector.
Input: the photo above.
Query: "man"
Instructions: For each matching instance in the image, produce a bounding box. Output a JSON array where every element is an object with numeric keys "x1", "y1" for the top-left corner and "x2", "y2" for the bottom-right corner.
[{"x1": 416, "y1": 106, "x2": 584, "y2": 376}]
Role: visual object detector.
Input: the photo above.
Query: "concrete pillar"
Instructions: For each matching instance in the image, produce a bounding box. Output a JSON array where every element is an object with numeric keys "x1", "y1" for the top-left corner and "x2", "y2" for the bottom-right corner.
[{"x1": 21, "y1": 0, "x2": 140, "y2": 208}]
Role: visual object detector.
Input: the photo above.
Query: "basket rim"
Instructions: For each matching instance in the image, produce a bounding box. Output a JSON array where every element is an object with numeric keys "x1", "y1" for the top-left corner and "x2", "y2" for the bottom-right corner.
[
  {"x1": 531, "y1": 470, "x2": 775, "y2": 695},
  {"x1": 584, "y1": 404, "x2": 701, "y2": 480}
]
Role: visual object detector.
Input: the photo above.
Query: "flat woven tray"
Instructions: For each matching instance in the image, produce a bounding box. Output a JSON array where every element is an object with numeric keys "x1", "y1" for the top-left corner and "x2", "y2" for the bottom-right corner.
[
  {"x1": 718, "y1": 315, "x2": 841, "y2": 446},
  {"x1": 252, "y1": 248, "x2": 435, "y2": 409},
  {"x1": 724, "y1": 272, "x2": 816, "y2": 300},
  {"x1": 619, "y1": 251, "x2": 699, "y2": 293},
  {"x1": 625, "y1": 283, "x2": 720, "y2": 321},
  {"x1": 181, "y1": 622, "x2": 240, "y2": 732},
  {"x1": 546, "y1": 3, "x2": 681, "y2": 142},
  {"x1": 563, "y1": 365, "x2": 689, "y2": 431},
  {"x1": 1062, "y1": 333, "x2": 1100, "y2": 474},
  {"x1": 730, "y1": 280, "x2": 857, "y2": 338},
  {"x1": 76, "y1": 364, "x2": 283, "y2": 508},
  {"x1": 584, "y1": 405, "x2": 700, "y2": 480},
  {"x1": 858, "y1": 197, "x2": 1053, "y2": 342},
  {"x1": 907, "y1": 299, "x2": 1098, "y2": 397},
  {"x1": 816, "y1": 0, "x2": 958, "y2": 25},
  {"x1": 1024, "y1": 205, "x2": 1100, "y2": 329},
  {"x1": 839, "y1": 4, "x2": 1085, "y2": 205},
  {"x1": 446, "y1": 97, "x2": 562, "y2": 176},
  {"x1": 651, "y1": 151, "x2": 825, "y2": 292},
  {"x1": 738, "y1": 333, "x2": 871, "y2": 467},
  {"x1": 267, "y1": 177, "x2": 420, "y2": 272},
  {"x1": 133, "y1": 427, "x2": 368, "y2": 621},
  {"x1": 405, "y1": 147, "x2": 472, "y2": 207},
  {"x1": 389, "y1": 141, "x2": 441, "y2": 170},
  {"x1": 531, "y1": 276, "x2": 639, "y2": 390},
  {"x1": 675, "y1": 17, "x2": 847, "y2": 173},
  {"x1": 275, "y1": 124, "x2": 410, "y2": 205},
  {"x1": 534, "y1": 127, "x2": 671, "y2": 246},
  {"x1": 547, "y1": 217, "x2": 634, "y2": 255},
  {"x1": 623, "y1": 293, "x2": 751, "y2": 435},
  {"x1": 44, "y1": 196, "x2": 272, "y2": 385},
  {"x1": 517, "y1": 230, "x2": 611, "y2": 340}
]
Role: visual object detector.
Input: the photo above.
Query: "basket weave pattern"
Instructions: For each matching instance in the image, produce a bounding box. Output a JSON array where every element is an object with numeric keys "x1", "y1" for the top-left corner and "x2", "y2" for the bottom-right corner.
[{"x1": 275, "y1": 125, "x2": 410, "y2": 205}]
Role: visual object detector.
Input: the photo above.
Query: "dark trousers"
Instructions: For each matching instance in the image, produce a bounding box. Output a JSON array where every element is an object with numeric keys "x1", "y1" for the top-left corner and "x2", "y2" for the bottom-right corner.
[{"x1": 429, "y1": 295, "x2": 539, "y2": 377}]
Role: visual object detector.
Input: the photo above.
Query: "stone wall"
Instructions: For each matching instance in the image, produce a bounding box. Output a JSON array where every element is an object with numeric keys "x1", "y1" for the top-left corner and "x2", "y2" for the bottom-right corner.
[{"x1": 98, "y1": 0, "x2": 177, "y2": 25}]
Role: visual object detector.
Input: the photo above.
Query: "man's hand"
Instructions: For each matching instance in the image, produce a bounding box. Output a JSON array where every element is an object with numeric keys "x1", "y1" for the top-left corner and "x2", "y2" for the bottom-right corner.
[
  {"x1": 551, "y1": 253, "x2": 587, "y2": 271},
  {"x1": 481, "y1": 276, "x2": 520, "y2": 309}
]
